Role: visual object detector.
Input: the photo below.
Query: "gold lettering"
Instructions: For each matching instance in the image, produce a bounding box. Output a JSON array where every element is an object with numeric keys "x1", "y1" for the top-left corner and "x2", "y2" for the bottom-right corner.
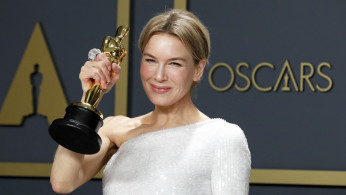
[
  {"x1": 274, "y1": 60, "x2": 299, "y2": 92},
  {"x1": 316, "y1": 62, "x2": 333, "y2": 92},
  {"x1": 252, "y1": 62, "x2": 274, "y2": 92},
  {"x1": 208, "y1": 63, "x2": 234, "y2": 92},
  {"x1": 300, "y1": 62, "x2": 315, "y2": 92},
  {"x1": 235, "y1": 62, "x2": 251, "y2": 92}
]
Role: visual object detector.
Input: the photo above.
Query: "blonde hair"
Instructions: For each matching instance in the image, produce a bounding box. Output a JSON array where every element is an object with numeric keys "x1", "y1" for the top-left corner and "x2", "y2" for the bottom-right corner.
[{"x1": 139, "y1": 9, "x2": 210, "y2": 65}]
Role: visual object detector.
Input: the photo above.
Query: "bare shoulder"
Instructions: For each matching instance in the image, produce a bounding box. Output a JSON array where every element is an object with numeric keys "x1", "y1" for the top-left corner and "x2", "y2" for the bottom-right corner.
[
  {"x1": 99, "y1": 115, "x2": 141, "y2": 147},
  {"x1": 103, "y1": 115, "x2": 133, "y2": 126}
]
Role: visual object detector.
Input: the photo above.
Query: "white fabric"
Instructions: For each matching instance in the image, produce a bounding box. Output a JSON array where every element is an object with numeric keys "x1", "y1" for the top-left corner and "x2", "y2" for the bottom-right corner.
[{"x1": 103, "y1": 118, "x2": 251, "y2": 195}]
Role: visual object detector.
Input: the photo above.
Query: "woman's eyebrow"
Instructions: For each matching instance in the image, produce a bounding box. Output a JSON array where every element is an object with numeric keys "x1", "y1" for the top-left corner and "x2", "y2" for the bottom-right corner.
[
  {"x1": 143, "y1": 53, "x2": 187, "y2": 62},
  {"x1": 169, "y1": 57, "x2": 187, "y2": 62},
  {"x1": 142, "y1": 53, "x2": 156, "y2": 58}
]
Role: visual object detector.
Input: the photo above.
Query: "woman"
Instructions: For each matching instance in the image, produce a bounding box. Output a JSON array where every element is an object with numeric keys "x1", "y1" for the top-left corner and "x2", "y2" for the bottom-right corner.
[{"x1": 51, "y1": 9, "x2": 251, "y2": 194}]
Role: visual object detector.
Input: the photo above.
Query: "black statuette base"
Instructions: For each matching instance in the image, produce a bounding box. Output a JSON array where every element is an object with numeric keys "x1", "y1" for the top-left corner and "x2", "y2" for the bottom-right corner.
[{"x1": 49, "y1": 104, "x2": 103, "y2": 154}]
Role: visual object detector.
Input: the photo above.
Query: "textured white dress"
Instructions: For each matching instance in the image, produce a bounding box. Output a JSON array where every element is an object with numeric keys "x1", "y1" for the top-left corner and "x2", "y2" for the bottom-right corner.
[{"x1": 103, "y1": 118, "x2": 251, "y2": 195}]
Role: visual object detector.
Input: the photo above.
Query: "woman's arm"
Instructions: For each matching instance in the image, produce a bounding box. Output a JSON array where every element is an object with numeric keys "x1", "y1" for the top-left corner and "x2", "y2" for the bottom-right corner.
[
  {"x1": 50, "y1": 53, "x2": 121, "y2": 194},
  {"x1": 211, "y1": 125, "x2": 251, "y2": 194},
  {"x1": 50, "y1": 118, "x2": 117, "y2": 194}
]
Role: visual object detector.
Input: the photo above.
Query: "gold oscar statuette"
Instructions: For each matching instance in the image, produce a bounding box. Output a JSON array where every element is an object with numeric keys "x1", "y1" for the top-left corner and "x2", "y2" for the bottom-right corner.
[{"x1": 49, "y1": 25, "x2": 130, "y2": 154}]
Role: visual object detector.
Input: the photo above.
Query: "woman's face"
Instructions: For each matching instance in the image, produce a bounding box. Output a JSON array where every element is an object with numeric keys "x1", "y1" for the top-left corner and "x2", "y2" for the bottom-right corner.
[{"x1": 140, "y1": 33, "x2": 203, "y2": 107}]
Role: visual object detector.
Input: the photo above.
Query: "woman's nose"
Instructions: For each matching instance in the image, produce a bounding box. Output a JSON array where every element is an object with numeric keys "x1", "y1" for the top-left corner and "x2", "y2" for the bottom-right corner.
[{"x1": 154, "y1": 64, "x2": 168, "y2": 82}]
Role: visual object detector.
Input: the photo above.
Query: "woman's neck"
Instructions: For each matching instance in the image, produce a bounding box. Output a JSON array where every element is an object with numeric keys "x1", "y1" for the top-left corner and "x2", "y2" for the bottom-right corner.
[{"x1": 142, "y1": 94, "x2": 209, "y2": 129}]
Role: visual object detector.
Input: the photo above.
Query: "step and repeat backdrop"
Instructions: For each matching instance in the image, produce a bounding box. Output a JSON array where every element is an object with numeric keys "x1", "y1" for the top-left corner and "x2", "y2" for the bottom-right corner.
[{"x1": 0, "y1": 0, "x2": 345, "y2": 194}]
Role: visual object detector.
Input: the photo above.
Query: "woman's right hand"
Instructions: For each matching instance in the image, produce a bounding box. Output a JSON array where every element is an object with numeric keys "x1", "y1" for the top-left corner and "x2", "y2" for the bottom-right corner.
[{"x1": 79, "y1": 53, "x2": 121, "y2": 95}]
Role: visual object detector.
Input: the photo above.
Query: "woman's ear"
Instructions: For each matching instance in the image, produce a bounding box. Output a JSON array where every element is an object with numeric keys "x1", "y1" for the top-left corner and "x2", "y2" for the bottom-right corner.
[{"x1": 193, "y1": 59, "x2": 207, "y2": 82}]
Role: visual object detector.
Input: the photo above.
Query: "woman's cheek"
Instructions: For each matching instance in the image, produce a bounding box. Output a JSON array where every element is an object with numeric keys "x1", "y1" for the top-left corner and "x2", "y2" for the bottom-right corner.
[
  {"x1": 140, "y1": 63, "x2": 153, "y2": 80},
  {"x1": 170, "y1": 69, "x2": 189, "y2": 83}
]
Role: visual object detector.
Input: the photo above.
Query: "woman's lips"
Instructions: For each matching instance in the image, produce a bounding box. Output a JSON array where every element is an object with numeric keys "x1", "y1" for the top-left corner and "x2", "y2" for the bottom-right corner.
[{"x1": 151, "y1": 84, "x2": 171, "y2": 94}]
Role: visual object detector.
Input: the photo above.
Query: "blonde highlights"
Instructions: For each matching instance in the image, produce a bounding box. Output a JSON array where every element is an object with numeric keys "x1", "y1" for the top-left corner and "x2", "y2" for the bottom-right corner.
[{"x1": 139, "y1": 9, "x2": 210, "y2": 65}]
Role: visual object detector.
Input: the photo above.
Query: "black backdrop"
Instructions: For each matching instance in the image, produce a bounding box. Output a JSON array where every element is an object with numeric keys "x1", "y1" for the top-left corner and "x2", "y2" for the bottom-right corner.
[{"x1": 0, "y1": 0, "x2": 345, "y2": 194}]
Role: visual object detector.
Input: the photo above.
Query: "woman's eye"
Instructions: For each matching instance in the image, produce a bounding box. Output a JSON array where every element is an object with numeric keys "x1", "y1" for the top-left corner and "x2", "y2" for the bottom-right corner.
[
  {"x1": 170, "y1": 62, "x2": 182, "y2": 66},
  {"x1": 145, "y1": 58, "x2": 155, "y2": 63}
]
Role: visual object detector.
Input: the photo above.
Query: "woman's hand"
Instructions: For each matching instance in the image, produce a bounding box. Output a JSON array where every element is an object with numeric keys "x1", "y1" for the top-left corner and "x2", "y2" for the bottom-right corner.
[{"x1": 79, "y1": 53, "x2": 121, "y2": 95}]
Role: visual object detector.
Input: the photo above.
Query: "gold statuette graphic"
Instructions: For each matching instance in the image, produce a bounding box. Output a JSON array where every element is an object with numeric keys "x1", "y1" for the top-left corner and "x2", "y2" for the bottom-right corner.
[{"x1": 49, "y1": 25, "x2": 130, "y2": 154}]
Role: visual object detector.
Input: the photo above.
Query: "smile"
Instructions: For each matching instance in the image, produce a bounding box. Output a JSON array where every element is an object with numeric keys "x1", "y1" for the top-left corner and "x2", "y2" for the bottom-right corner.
[{"x1": 150, "y1": 84, "x2": 171, "y2": 94}]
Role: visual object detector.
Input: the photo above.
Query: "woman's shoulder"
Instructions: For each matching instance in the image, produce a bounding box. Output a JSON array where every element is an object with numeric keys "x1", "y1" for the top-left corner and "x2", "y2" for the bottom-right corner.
[
  {"x1": 100, "y1": 115, "x2": 138, "y2": 146},
  {"x1": 103, "y1": 115, "x2": 133, "y2": 125},
  {"x1": 101, "y1": 114, "x2": 150, "y2": 147},
  {"x1": 207, "y1": 119, "x2": 250, "y2": 156},
  {"x1": 104, "y1": 114, "x2": 149, "y2": 127},
  {"x1": 208, "y1": 118, "x2": 247, "y2": 142}
]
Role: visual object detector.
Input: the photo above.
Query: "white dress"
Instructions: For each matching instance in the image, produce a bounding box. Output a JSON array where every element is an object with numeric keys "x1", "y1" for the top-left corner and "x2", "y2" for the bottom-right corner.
[{"x1": 103, "y1": 118, "x2": 251, "y2": 195}]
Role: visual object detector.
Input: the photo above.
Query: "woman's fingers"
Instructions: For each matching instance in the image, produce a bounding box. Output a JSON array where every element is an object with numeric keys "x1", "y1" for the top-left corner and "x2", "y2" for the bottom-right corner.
[
  {"x1": 110, "y1": 63, "x2": 121, "y2": 83},
  {"x1": 87, "y1": 62, "x2": 107, "y2": 86},
  {"x1": 79, "y1": 53, "x2": 122, "y2": 94},
  {"x1": 112, "y1": 63, "x2": 121, "y2": 75},
  {"x1": 96, "y1": 61, "x2": 111, "y2": 88},
  {"x1": 80, "y1": 63, "x2": 107, "y2": 89},
  {"x1": 96, "y1": 53, "x2": 112, "y2": 71}
]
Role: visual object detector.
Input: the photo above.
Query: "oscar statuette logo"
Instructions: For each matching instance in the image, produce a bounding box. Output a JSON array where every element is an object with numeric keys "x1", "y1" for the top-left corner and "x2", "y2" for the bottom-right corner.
[{"x1": 48, "y1": 25, "x2": 130, "y2": 154}]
